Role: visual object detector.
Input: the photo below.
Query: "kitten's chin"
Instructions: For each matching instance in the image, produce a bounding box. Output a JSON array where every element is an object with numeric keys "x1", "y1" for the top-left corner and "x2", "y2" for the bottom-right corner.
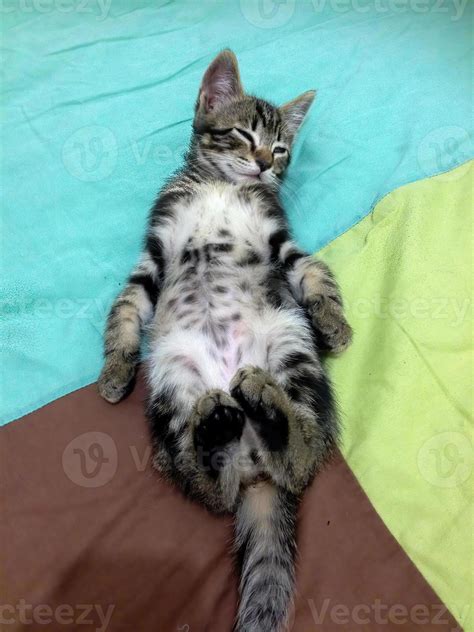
[
  {"x1": 227, "y1": 171, "x2": 260, "y2": 184},
  {"x1": 232, "y1": 170, "x2": 276, "y2": 187},
  {"x1": 239, "y1": 174, "x2": 261, "y2": 183},
  {"x1": 258, "y1": 170, "x2": 277, "y2": 186}
]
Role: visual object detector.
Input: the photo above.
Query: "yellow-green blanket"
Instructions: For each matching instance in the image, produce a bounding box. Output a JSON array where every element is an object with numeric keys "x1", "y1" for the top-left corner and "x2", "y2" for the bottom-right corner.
[{"x1": 322, "y1": 161, "x2": 473, "y2": 630}]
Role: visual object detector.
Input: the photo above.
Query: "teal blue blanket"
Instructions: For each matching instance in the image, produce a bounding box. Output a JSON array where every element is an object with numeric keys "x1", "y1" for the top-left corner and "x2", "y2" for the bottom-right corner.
[{"x1": 2, "y1": 0, "x2": 472, "y2": 425}]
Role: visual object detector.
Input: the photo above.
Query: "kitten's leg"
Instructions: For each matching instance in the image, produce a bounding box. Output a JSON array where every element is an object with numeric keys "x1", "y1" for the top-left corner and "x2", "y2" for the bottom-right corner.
[
  {"x1": 229, "y1": 323, "x2": 335, "y2": 632},
  {"x1": 98, "y1": 251, "x2": 160, "y2": 403},
  {"x1": 147, "y1": 346, "x2": 245, "y2": 513},
  {"x1": 271, "y1": 232, "x2": 352, "y2": 352},
  {"x1": 291, "y1": 257, "x2": 352, "y2": 353},
  {"x1": 230, "y1": 320, "x2": 338, "y2": 494},
  {"x1": 230, "y1": 366, "x2": 329, "y2": 494}
]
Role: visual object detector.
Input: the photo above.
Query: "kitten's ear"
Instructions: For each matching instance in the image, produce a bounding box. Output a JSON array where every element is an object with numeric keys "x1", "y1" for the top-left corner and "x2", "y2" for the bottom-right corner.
[
  {"x1": 280, "y1": 90, "x2": 316, "y2": 141},
  {"x1": 196, "y1": 49, "x2": 243, "y2": 116}
]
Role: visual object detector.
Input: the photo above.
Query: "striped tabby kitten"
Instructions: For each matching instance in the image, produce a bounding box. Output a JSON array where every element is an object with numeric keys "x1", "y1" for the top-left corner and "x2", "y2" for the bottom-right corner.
[{"x1": 98, "y1": 50, "x2": 352, "y2": 632}]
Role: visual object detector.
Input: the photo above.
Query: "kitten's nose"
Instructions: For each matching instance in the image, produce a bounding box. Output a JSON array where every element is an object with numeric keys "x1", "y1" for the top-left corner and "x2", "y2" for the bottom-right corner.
[{"x1": 256, "y1": 158, "x2": 271, "y2": 173}]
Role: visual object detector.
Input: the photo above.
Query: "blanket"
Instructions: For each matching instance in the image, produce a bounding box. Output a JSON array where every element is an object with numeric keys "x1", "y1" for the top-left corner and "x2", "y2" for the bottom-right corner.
[
  {"x1": 1, "y1": 2, "x2": 472, "y2": 630},
  {"x1": 1, "y1": 0, "x2": 472, "y2": 424}
]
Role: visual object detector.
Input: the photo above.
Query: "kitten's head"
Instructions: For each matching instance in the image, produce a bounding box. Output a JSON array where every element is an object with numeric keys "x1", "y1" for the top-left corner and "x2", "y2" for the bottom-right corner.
[{"x1": 192, "y1": 50, "x2": 315, "y2": 188}]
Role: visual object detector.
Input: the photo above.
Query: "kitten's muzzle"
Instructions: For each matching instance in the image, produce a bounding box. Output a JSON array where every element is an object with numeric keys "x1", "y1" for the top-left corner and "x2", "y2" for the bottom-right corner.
[{"x1": 256, "y1": 157, "x2": 271, "y2": 173}]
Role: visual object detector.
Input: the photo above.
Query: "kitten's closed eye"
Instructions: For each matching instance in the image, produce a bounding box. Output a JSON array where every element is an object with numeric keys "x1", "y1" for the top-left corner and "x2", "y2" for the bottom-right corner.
[
  {"x1": 234, "y1": 128, "x2": 255, "y2": 150},
  {"x1": 210, "y1": 127, "x2": 233, "y2": 137},
  {"x1": 211, "y1": 126, "x2": 287, "y2": 159}
]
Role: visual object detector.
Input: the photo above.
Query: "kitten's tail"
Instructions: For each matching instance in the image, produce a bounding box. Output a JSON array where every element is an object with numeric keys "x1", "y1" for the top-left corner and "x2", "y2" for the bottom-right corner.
[{"x1": 234, "y1": 481, "x2": 298, "y2": 632}]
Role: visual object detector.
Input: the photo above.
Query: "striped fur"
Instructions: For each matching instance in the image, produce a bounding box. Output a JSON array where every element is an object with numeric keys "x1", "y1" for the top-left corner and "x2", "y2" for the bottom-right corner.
[
  {"x1": 235, "y1": 484, "x2": 298, "y2": 632},
  {"x1": 98, "y1": 50, "x2": 352, "y2": 632}
]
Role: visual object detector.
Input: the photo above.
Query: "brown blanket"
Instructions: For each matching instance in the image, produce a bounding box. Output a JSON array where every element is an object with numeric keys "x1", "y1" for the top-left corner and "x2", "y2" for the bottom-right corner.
[{"x1": 1, "y1": 375, "x2": 459, "y2": 631}]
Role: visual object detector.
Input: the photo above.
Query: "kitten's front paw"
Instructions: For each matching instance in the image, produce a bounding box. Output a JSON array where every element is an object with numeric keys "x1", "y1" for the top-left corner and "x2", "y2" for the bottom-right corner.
[
  {"x1": 309, "y1": 297, "x2": 353, "y2": 354},
  {"x1": 98, "y1": 360, "x2": 136, "y2": 404},
  {"x1": 230, "y1": 366, "x2": 290, "y2": 451}
]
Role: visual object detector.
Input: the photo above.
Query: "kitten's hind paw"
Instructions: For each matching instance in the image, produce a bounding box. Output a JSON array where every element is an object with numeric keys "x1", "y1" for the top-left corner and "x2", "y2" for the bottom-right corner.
[
  {"x1": 193, "y1": 390, "x2": 245, "y2": 452},
  {"x1": 98, "y1": 359, "x2": 136, "y2": 404},
  {"x1": 230, "y1": 366, "x2": 290, "y2": 452}
]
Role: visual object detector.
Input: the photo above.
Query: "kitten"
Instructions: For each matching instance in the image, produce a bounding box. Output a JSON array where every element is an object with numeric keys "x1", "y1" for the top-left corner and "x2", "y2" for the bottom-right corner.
[{"x1": 98, "y1": 50, "x2": 352, "y2": 632}]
